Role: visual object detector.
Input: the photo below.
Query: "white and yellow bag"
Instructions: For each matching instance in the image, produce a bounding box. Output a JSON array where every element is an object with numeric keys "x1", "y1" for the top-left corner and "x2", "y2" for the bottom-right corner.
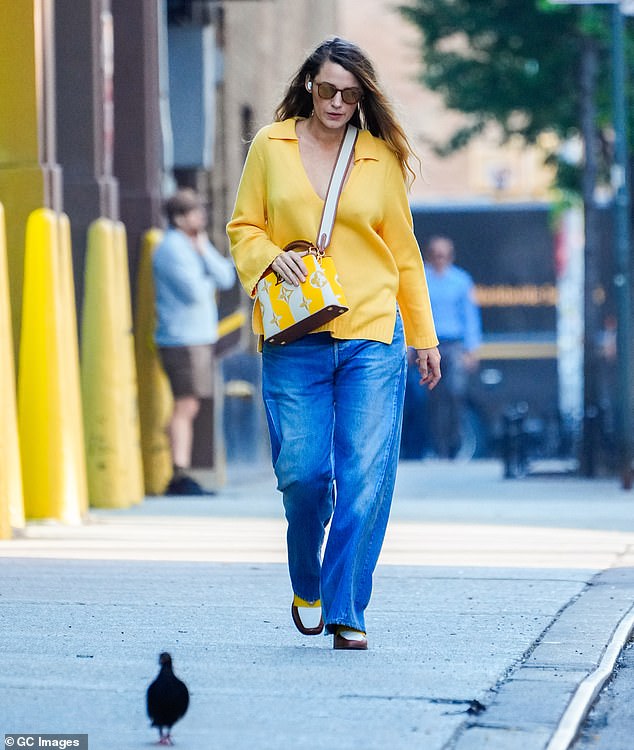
[{"x1": 256, "y1": 240, "x2": 348, "y2": 346}]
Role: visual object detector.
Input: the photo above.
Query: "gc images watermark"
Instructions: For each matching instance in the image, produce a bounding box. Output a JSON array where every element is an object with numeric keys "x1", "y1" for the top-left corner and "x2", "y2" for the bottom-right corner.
[{"x1": 5, "y1": 737, "x2": 87, "y2": 750}]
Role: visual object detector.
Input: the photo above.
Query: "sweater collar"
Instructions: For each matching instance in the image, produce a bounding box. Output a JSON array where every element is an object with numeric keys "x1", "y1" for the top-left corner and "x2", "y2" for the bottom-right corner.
[{"x1": 268, "y1": 118, "x2": 379, "y2": 162}]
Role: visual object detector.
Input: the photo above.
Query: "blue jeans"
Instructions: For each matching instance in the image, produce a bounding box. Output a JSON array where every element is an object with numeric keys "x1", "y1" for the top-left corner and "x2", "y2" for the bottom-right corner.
[{"x1": 262, "y1": 316, "x2": 406, "y2": 634}]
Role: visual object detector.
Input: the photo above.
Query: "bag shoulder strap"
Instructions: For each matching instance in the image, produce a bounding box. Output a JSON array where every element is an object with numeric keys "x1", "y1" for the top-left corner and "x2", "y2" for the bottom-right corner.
[{"x1": 316, "y1": 124, "x2": 358, "y2": 251}]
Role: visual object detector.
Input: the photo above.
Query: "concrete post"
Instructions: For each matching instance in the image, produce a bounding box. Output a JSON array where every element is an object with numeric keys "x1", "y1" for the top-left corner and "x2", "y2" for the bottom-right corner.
[
  {"x1": 55, "y1": 0, "x2": 119, "y2": 319},
  {"x1": 0, "y1": 0, "x2": 62, "y2": 349},
  {"x1": 111, "y1": 0, "x2": 163, "y2": 296}
]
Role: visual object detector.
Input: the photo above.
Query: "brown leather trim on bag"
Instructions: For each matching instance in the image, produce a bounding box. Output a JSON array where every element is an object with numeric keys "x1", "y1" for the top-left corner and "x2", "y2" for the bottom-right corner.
[
  {"x1": 264, "y1": 304, "x2": 348, "y2": 346},
  {"x1": 282, "y1": 239, "x2": 321, "y2": 257}
]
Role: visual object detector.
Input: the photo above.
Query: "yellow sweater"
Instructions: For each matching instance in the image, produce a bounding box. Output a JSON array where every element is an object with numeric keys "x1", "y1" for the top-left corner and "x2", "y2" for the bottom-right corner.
[{"x1": 226, "y1": 118, "x2": 438, "y2": 349}]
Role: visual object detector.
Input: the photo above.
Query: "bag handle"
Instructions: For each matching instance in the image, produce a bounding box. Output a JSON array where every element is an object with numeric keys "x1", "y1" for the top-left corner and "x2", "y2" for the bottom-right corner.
[{"x1": 316, "y1": 124, "x2": 358, "y2": 251}]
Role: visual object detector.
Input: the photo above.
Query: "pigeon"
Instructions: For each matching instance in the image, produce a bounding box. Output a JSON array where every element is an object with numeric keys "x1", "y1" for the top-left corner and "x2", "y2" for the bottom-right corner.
[{"x1": 146, "y1": 652, "x2": 190, "y2": 745}]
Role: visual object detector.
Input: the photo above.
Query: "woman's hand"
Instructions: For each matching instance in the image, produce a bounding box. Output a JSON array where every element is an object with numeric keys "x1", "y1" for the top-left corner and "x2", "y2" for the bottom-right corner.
[
  {"x1": 270, "y1": 250, "x2": 308, "y2": 286},
  {"x1": 416, "y1": 347, "x2": 441, "y2": 390}
]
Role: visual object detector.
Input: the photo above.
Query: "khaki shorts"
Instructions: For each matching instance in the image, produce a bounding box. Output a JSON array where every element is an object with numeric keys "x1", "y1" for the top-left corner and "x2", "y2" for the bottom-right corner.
[{"x1": 158, "y1": 344, "x2": 214, "y2": 399}]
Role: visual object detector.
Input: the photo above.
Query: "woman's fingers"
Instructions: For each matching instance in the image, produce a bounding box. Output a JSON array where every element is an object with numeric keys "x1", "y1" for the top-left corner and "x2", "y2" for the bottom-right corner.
[
  {"x1": 271, "y1": 250, "x2": 308, "y2": 285},
  {"x1": 416, "y1": 347, "x2": 442, "y2": 390}
]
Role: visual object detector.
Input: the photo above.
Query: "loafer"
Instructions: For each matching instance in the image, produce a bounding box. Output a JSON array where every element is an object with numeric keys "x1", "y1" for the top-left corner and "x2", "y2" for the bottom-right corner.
[
  {"x1": 333, "y1": 629, "x2": 368, "y2": 650},
  {"x1": 291, "y1": 600, "x2": 324, "y2": 635}
]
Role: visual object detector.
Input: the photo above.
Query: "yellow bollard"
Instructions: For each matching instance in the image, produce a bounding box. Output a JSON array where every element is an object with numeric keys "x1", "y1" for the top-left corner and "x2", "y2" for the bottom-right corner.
[
  {"x1": 17, "y1": 208, "x2": 86, "y2": 523},
  {"x1": 0, "y1": 203, "x2": 24, "y2": 537},
  {"x1": 113, "y1": 221, "x2": 144, "y2": 504},
  {"x1": 134, "y1": 228, "x2": 173, "y2": 496},
  {"x1": 81, "y1": 218, "x2": 144, "y2": 508},
  {"x1": 58, "y1": 213, "x2": 89, "y2": 517}
]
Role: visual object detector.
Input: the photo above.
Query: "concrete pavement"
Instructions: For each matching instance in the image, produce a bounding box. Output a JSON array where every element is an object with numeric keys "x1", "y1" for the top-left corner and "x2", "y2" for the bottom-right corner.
[{"x1": 2, "y1": 460, "x2": 634, "y2": 749}]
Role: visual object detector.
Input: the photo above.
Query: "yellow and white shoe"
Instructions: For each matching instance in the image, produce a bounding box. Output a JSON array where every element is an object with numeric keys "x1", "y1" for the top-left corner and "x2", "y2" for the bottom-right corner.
[
  {"x1": 333, "y1": 626, "x2": 368, "y2": 650},
  {"x1": 291, "y1": 595, "x2": 324, "y2": 635}
]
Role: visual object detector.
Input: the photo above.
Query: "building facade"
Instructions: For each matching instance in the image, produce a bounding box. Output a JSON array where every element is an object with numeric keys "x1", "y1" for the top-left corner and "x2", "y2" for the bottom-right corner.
[
  {"x1": 341, "y1": 0, "x2": 554, "y2": 204},
  {"x1": 221, "y1": 0, "x2": 554, "y2": 214}
]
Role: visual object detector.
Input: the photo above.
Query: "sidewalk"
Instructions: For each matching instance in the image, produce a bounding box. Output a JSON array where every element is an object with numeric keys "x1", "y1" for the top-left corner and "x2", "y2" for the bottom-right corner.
[{"x1": 2, "y1": 460, "x2": 634, "y2": 749}]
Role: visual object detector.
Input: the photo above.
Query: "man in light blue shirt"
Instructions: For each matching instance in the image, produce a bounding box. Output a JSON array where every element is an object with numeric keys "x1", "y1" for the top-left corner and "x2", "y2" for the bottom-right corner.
[
  {"x1": 424, "y1": 235, "x2": 482, "y2": 459},
  {"x1": 153, "y1": 188, "x2": 235, "y2": 494}
]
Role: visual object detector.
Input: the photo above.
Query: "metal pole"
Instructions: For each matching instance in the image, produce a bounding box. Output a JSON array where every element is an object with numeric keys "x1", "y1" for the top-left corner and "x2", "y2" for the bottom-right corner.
[
  {"x1": 580, "y1": 19, "x2": 602, "y2": 477},
  {"x1": 611, "y1": 4, "x2": 633, "y2": 489}
]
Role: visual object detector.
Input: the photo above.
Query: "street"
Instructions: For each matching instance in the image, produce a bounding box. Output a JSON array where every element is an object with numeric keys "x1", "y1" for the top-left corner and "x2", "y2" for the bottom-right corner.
[{"x1": 2, "y1": 460, "x2": 634, "y2": 749}]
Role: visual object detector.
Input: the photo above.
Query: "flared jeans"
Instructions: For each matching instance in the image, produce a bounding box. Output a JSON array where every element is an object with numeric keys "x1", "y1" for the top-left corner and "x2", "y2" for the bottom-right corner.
[{"x1": 261, "y1": 316, "x2": 407, "y2": 634}]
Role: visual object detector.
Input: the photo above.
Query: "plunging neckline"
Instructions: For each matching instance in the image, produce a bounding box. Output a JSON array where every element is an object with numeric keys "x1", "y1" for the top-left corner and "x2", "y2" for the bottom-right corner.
[{"x1": 295, "y1": 118, "x2": 355, "y2": 202}]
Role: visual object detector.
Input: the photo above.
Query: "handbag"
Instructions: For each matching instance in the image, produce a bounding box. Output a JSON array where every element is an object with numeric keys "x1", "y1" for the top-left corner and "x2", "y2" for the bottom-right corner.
[{"x1": 256, "y1": 124, "x2": 358, "y2": 346}]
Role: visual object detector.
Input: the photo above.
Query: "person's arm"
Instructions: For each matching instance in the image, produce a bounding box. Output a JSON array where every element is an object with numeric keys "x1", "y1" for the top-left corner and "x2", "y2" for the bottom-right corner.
[
  {"x1": 462, "y1": 275, "x2": 482, "y2": 364},
  {"x1": 380, "y1": 155, "x2": 438, "y2": 351},
  {"x1": 197, "y1": 234, "x2": 236, "y2": 290},
  {"x1": 226, "y1": 131, "x2": 287, "y2": 296}
]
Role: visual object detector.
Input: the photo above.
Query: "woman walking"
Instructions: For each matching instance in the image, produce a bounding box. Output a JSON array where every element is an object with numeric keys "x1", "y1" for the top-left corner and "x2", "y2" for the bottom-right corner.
[{"x1": 227, "y1": 37, "x2": 440, "y2": 650}]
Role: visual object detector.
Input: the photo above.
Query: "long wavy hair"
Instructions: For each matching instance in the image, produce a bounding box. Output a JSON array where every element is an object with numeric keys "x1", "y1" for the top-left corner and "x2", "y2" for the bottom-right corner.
[{"x1": 274, "y1": 37, "x2": 419, "y2": 185}]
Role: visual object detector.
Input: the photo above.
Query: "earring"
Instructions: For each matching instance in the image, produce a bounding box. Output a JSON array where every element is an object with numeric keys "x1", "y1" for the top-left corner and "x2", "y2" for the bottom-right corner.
[{"x1": 306, "y1": 81, "x2": 313, "y2": 92}]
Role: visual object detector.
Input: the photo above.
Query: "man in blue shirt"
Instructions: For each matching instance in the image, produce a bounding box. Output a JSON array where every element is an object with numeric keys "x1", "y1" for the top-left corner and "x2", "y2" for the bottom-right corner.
[
  {"x1": 153, "y1": 188, "x2": 235, "y2": 494},
  {"x1": 424, "y1": 235, "x2": 482, "y2": 459}
]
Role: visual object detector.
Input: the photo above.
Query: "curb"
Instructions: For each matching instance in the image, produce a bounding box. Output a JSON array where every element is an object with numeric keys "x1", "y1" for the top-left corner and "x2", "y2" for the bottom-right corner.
[
  {"x1": 546, "y1": 605, "x2": 634, "y2": 750},
  {"x1": 450, "y1": 566, "x2": 634, "y2": 749}
]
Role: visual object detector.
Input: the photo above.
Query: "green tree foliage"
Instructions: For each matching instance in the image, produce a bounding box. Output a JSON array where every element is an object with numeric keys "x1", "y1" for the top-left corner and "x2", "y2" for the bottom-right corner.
[{"x1": 398, "y1": 0, "x2": 633, "y2": 189}]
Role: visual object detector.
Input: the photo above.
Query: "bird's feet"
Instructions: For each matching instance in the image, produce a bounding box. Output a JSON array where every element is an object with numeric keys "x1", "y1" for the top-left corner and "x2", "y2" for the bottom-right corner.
[{"x1": 157, "y1": 736, "x2": 174, "y2": 746}]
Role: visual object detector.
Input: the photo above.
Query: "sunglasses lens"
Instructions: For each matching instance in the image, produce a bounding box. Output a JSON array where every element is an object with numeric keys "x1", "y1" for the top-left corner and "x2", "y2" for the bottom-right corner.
[
  {"x1": 317, "y1": 82, "x2": 337, "y2": 99},
  {"x1": 342, "y1": 89, "x2": 361, "y2": 104}
]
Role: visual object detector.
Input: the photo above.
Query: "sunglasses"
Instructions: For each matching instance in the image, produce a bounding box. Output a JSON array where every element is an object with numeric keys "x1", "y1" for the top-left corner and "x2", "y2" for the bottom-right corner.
[{"x1": 313, "y1": 81, "x2": 363, "y2": 105}]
